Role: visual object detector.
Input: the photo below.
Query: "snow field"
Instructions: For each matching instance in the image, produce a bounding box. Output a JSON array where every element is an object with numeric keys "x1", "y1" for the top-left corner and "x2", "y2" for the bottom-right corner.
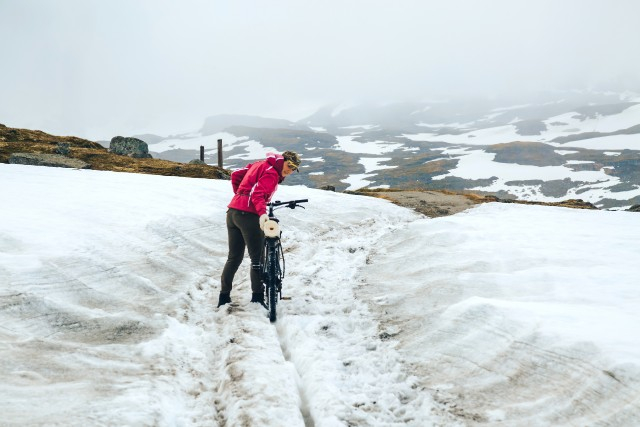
[
  {"x1": 2, "y1": 164, "x2": 639, "y2": 425},
  {"x1": 429, "y1": 147, "x2": 640, "y2": 206},
  {"x1": 0, "y1": 164, "x2": 453, "y2": 426},
  {"x1": 361, "y1": 203, "x2": 640, "y2": 425},
  {"x1": 404, "y1": 103, "x2": 640, "y2": 150}
]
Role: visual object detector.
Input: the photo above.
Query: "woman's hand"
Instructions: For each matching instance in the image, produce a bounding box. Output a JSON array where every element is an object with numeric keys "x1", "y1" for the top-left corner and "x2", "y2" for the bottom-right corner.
[{"x1": 259, "y1": 214, "x2": 269, "y2": 230}]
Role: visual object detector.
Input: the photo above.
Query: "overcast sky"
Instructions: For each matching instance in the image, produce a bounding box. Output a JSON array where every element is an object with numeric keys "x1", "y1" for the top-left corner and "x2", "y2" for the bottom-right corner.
[{"x1": 1, "y1": 0, "x2": 639, "y2": 140}]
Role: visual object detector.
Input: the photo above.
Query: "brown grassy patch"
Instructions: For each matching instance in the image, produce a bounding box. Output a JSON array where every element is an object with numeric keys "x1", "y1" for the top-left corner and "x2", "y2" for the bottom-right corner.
[
  {"x1": 0, "y1": 124, "x2": 102, "y2": 148},
  {"x1": 1, "y1": 124, "x2": 229, "y2": 180},
  {"x1": 415, "y1": 159, "x2": 454, "y2": 174},
  {"x1": 351, "y1": 187, "x2": 598, "y2": 213}
]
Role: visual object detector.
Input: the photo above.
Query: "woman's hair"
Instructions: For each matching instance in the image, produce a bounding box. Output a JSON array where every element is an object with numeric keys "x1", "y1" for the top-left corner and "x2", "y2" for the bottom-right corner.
[{"x1": 282, "y1": 151, "x2": 301, "y2": 168}]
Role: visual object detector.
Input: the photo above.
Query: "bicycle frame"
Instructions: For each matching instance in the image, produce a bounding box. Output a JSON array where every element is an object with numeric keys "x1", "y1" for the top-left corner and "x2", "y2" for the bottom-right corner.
[{"x1": 260, "y1": 199, "x2": 307, "y2": 322}]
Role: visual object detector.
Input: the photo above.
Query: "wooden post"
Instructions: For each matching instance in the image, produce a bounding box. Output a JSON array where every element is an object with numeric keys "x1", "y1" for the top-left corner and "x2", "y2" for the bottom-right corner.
[
  {"x1": 200, "y1": 145, "x2": 204, "y2": 162},
  {"x1": 217, "y1": 139, "x2": 223, "y2": 168}
]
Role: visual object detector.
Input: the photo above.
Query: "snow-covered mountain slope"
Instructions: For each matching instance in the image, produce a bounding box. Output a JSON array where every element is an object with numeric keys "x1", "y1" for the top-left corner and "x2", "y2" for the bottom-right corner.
[
  {"x1": 147, "y1": 91, "x2": 640, "y2": 209},
  {"x1": 2, "y1": 164, "x2": 638, "y2": 426}
]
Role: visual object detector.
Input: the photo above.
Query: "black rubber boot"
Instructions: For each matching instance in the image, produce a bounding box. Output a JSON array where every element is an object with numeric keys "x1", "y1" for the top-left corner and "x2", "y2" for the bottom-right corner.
[
  {"x1": 250, "y1": 292, "x2": 267, "y2": 308},
  {"x1": 217, "y1": 292, "x2": 231, "y2": 308}
]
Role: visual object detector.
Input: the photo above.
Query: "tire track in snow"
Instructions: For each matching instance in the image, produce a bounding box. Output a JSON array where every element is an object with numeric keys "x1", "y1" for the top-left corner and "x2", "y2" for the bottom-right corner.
[
  {"x1": 276, "y1": 336, "x2": 315, "y2": 427},
  {"x1": 271, "y1": 213, "x2": 460, "y2": 426},
  {"x1": 171, "y1": 193, "x2": 456, "y2": 425},
  {"x1": 206, "y1": 276, "x2": 307, "y2": 427}
]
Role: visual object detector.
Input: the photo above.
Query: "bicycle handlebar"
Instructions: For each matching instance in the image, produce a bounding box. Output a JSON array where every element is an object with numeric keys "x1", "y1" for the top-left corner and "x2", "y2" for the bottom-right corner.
[
  {"x1": 268, "y1": 199, "x2": 308, "y2": 208},
  {"x1": 265, "y1": 199, "x2": 308, "y2": 236}
]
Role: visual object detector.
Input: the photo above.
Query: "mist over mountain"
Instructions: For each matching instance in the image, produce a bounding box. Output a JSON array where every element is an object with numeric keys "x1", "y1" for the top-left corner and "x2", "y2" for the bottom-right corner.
[
  {"x1": 146, "y1": 90, "x2": 640, "y2": 209},
  {"x1": 200, "y1": 114, "x2": 308, "y2": 136}
]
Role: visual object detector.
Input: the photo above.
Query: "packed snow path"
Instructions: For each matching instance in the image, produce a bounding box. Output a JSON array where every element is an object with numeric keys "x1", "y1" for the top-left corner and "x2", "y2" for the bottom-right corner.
[{"x1": 1, "y1": 164, "x2": 639, "y2": 426}]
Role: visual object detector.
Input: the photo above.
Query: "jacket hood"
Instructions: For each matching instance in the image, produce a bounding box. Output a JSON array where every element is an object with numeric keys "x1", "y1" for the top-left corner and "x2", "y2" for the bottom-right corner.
[{"x1": 266, "y1": 152, "x2": 286, "y2": 182}]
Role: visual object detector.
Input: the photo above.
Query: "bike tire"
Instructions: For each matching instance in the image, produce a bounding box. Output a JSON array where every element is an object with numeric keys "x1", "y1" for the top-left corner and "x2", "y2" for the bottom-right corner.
[
  {"x1": 268, "y1": 281, "x2": 277, "y2": 322},
  {"x1": 264, "y1": 241, "x2": 279, "y2": 322}
]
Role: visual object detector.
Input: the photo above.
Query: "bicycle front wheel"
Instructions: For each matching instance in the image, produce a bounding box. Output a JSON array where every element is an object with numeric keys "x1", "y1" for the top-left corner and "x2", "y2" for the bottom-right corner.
[
  {"x1": 268, "y1": 281, "x2": 277, "y2": 322},
  {"x1": 264, "y1": 241, "x2": 279, "y2": 322}
]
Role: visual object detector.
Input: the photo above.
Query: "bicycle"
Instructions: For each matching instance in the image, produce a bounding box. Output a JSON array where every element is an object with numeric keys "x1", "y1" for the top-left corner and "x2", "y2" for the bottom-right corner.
[{"x1": 260, "y1": 199, "x2": 308, "y2": 322}]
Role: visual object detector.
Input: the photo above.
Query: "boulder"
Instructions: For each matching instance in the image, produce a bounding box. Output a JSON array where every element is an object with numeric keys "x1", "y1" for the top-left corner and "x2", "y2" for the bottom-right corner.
[
  {"x1": 9, "y1": 153, "x2": 90, "y2": 169},
  {"x1": 627, "y1": 204, "x2": 640, "y2": 212},
  {"x1": 109, "y1": 136, "x2": 152, "y2": 158}
]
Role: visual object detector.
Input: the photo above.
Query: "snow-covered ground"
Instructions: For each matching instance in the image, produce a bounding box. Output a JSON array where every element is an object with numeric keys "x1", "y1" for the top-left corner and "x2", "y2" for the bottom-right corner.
[
  {"x1": 431, "y1": 148, "x2": 640, "y2": 206},
  {"x1": 149, "y1": 132, "x2": 242, "y2": 153},
  {"x1": 148, "y1": 132, "x2": 279, "y2": 161},
  {"x1": 403, "y1": 103, "x2": 640, "y2": 150},
  {"x1": 1, "y1": 164, "x2": 639, "y2": 426},
  {"x1": 334, "y1": 135, "x2": 404, "y2": 155},
  {"x1": 361, "y1": 203, "x2": 640, "y2": 425}
]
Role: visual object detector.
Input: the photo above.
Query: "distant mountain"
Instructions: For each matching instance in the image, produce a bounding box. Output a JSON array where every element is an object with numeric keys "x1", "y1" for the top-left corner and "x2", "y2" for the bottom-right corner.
[
  {"x1": 147, "y1": 91, "x2": 640, "y2": 209},
  {"x1": 131, "y1": 133, "x2": 167, "y2": 144},
  {"x1": 199, "y1": 114, "x2": 309, "y2": 135}
]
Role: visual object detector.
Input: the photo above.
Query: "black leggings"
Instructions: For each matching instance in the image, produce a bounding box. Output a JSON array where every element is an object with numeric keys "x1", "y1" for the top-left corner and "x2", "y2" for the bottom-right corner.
[{"x1": 220, "y1": 208, "x2": 265, "y2": 294}]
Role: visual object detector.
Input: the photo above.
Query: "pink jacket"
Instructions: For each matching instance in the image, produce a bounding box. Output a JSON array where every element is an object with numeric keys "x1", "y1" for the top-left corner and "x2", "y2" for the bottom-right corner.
[{"x1": 227, "y1": 153, "x2": 285, "y2": 216}]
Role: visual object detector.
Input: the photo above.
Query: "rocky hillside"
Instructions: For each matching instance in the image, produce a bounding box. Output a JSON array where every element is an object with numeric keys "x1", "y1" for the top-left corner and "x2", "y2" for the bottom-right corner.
[{"x1": 0, "y1": 124, "x2": 229, "y2": 180}]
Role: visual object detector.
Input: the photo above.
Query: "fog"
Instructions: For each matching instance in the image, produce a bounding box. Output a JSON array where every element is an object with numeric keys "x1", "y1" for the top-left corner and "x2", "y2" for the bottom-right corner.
[{"x1": 1, "y1": 0, "x2": 639, "y2": 140}]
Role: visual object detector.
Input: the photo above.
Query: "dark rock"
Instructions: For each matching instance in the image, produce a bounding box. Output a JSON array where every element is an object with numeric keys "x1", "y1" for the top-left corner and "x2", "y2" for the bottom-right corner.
[
  {"x1": 552, "y1": 123, "x2": 640, "y2": 144},
  {"x1": 628, "y1": 204, "x2": 640, "y2": 212},
  {"x1": 109, "y1": 136, "x2": 152, "y2": 158},
  {"x1": 9, "y1": 153, "x2": 90, "y2": 169},
  {"x1": 540, "y1": 178, "x2": 585, "y2": 198},
  {"x1": 514, "y1": 120, "x2": 547, "y2": 136},
  {"x1": 54, "y1": 142, "x2": 70, "y2": 156},
  {"x1": 319, "y1": 185, "x2": 336, "y2": 191},
  {"x1": 488, "y1": 141, "x2": 565, "y2": 166},
  {"x1": 608, "y1": 183, "x2": 638, "y2": 193},
  {"x1": 574, "y1": 102, "x2": 639, "y2": 120},
  {"x1": 189, "y1": 159, "x2": 206, "y2": 165}
]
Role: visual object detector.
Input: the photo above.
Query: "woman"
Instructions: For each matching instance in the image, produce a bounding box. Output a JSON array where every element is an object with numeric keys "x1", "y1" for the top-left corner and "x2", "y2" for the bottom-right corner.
[{"x1": 218, "y1": 151, "x2": 301, "y2": 308}]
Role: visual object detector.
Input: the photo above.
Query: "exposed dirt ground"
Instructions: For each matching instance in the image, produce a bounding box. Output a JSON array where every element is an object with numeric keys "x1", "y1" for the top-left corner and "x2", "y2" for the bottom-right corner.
[
  {"x1": 358, "y1": 189, "x2": 602, "y2": 217},
  {"x1": 361, "y1": 190, "x2": 485, "y2": 218}
]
